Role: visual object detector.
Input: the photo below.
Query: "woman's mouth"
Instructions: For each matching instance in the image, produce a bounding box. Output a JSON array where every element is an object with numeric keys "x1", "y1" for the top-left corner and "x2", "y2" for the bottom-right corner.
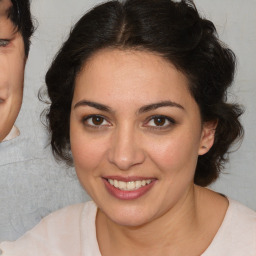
[
  {"x1": 107, "y1": 178, "x2": 152, "y2": 191},
  {"x1": 103, "y1": 177, "x2": 156, "y2": 200}
]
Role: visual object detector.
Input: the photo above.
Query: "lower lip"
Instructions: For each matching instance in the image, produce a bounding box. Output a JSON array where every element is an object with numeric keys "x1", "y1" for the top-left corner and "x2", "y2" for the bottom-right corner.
[{"x1": 103, "y1": 179, "x2": 156, "y2": 200}]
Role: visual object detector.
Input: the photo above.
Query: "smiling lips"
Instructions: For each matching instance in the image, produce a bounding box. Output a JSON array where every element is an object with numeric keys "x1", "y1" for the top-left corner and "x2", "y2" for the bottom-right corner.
[
  {"x1": 108, "y1": 178, "x2": 152, "y2": 191},
  {"x1": 103, "y1": 177, "x2": 156, "y2": 200}
]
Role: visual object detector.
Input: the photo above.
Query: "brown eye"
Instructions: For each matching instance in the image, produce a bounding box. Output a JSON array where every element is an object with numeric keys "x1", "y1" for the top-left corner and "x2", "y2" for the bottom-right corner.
[
  {"x1": 84, "y1": 115, "x2": 110, "y2": 128},
  {"x1": 145, "y1": 115, "x2": 175, "y2": 129},
  {"x1": 153, "y1": 117, "x2": 166, "y2": 126},
  {"x1": 91, "y1": 116, "x2": 104, "y2": 125}
]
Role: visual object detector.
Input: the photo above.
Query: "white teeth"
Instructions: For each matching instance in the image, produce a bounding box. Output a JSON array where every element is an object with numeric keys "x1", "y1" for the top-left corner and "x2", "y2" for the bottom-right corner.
[
  {"x1": 114, "y1": 180, "x2": 118, "y2": 188},
  {"x1": 135, "y1": 180, "x2": 141, "y2": 189},
  {"x1": 107, "y1": 179, "x2": 152, "y2": 191},
  {"x1": 127, "y1": 181, "x2": 135, "y2": 190},
  {"x1": 119, "y1": 181, "x2": 126, "y2": 190}
]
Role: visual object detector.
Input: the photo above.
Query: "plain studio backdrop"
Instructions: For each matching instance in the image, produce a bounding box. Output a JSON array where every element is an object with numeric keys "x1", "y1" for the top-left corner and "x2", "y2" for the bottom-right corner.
[{"x1": 0, "y1": 0, "x2": 255, "y2": 241}]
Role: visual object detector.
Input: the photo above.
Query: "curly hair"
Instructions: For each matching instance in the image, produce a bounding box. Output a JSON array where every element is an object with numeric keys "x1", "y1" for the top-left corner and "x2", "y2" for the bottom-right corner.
[{"x1": 45, "y1": 0, "x2": 244, "y2": 186}]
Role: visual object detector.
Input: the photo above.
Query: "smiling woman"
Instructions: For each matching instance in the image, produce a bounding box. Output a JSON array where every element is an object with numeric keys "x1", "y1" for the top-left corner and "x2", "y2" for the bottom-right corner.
[
  {"x1": 70, "y1": 49, "x2": 209, "y2": 226},
  {"x1": 0, "y1": 0, "x2": 255, "y2": 255},
  {"x1": 0, "y1": 0, "x2": 33, "y2": 142}
]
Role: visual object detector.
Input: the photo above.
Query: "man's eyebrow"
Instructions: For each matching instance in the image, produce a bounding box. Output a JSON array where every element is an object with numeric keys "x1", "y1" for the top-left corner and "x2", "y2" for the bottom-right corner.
[
  {"x1": 0, "y1": 4, "x2": 16, "y2": 26},
  {"x1": 7, "y1": 5, "x2": 12, "y2": 17},
  {"x1": 2, "y1": 4, "x2": 13, "y2": 18},
  {"x1": 138, "y1": 100, "x2": 184, "y2": 114},
  {"x1": 74, "y1": 100, "x2": 113, "y2": 112}
]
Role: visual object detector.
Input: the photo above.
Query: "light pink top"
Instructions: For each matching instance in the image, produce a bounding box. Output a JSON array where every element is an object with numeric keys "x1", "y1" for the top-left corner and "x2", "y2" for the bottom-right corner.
[{"x1": 0, "y1": 200, "x2": 255, "y2": 256}]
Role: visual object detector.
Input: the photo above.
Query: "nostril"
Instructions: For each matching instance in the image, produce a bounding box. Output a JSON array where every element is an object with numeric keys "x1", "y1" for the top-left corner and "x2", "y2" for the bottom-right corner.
[
  {"x1": 108, "y1": 148, "x2": 146, "y2": 170},
  {"x1": 107, "y1": 129, "x2": 146, "y2": 170}
]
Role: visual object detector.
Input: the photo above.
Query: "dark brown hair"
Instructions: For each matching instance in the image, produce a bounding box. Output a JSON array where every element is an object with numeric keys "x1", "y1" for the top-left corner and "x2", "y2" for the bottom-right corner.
[
  {"x1": 44, "y1": 0, "x2": 244, "y2": 186},
  {"x1": 9, "y1": 0, "x2": 34, "y2": 55}
]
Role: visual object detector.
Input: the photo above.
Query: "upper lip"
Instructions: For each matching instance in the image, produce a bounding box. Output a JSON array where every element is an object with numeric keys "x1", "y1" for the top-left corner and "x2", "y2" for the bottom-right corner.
[{"x1": 103, "y1": 176, "x2": 157, "y2": 182}]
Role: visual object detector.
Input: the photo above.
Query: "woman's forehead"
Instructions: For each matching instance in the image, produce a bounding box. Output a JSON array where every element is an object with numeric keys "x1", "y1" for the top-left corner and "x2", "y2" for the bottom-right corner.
[{"x1": 73, "y1": 49, "x2": 193, "y2": 110}]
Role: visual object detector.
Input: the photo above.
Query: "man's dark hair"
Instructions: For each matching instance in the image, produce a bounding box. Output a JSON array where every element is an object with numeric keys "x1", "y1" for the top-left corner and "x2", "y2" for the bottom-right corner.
[
  {"x1": 9, "y1": 0, "x2": 34, "y2": 56},
  {"x1": 45, "y1": 0, "x2": 244, "y2": 186}
]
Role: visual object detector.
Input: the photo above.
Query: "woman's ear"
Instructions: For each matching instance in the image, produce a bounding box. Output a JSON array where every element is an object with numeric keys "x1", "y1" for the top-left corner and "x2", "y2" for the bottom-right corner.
[{"x1": 198, "y1": 120, "x2": 218, "y2": 155}]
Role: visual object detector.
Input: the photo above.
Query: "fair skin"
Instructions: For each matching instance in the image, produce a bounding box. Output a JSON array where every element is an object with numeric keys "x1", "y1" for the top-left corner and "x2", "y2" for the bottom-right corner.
[
  {"x1": 70, "y1": 49, "x2": 228, "y2": 256},
  {"x1": 0, "y1": 0, "x2": 26, "y2": 141}
]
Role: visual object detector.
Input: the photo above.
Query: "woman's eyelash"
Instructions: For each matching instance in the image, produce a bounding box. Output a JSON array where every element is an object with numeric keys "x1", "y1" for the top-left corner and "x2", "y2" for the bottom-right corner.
[
  {"x1": 81, "y1": 114, "x2": 175, "y2": 130},
  {"x1": 82, "y1": 115, "x2": 111, "y2": 128},
  {"x1": 144, "y1": 115, "x2": 176, "y2": 129},
  {"x1": 0, "y1": 39, "x2": 11, "y2": 47}
]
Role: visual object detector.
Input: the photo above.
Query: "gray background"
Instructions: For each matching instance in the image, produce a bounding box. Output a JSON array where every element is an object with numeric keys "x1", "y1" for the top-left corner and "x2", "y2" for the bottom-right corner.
[{"x1": 0, "y1": 0, "x2": 255, "y2": 241}]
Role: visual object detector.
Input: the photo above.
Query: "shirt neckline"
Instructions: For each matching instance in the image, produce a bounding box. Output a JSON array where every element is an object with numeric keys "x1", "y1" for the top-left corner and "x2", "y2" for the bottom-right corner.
[
  {"x1": 201, "y1": 198, "x2": 235, "y2": 255},
  {"x1": 83, "y1": 199, "x2": 235, "y2": 256}
]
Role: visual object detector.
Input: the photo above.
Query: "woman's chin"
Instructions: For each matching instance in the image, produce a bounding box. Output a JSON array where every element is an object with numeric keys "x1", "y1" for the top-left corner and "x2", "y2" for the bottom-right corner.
[{"x1": 98, "y1": 204, "x2": 156, "y2": 228}]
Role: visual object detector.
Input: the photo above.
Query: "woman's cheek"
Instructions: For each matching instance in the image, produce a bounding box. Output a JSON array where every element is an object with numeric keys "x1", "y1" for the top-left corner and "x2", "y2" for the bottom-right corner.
[
  {"x1": 72, "y1": 135, "x2": 108, "y2": 171},
  {"x1": 146, "y1": 133, "x2": 198, "y2": 176}
]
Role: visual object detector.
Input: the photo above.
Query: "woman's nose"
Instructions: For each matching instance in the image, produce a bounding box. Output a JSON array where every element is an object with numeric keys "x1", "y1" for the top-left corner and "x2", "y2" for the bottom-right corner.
[{"x1": 107, "y1": 126, "x2": 146, "y2": 171}]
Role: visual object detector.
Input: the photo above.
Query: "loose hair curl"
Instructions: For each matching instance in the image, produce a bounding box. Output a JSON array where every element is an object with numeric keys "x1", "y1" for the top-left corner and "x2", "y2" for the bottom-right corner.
[{"x1": 45, "y1": 0, "x2": 244, "y2": 186}]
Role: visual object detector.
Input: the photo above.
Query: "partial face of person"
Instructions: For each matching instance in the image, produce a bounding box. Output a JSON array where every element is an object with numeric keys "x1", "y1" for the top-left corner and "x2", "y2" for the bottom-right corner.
[
  {"x1": 0, "y1": 0, "x2": 26, "y2": 141},
  {"x1": 70, "y1": 49, "x2": 215, "y2": 227}
]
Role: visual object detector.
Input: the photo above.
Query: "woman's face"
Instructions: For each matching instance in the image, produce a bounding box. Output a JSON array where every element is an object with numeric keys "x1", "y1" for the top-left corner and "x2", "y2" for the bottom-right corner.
[
  {"x1": 0, "y1": 0, "x2": 26, "y2": 141},
  {"x1": 70, "y1": 49, "x2": 214, "y2": 226}
]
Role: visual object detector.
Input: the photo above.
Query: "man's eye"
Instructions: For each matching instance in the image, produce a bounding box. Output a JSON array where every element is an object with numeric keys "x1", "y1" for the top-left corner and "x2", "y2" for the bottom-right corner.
[
  {"x1": 145, "y1": 116, "x2": 175, "y2": 128},
  {"x1": 83, "y1": 115, "x2": 110, "y2": 127},
  {"x1": 0, "y1": 39, "x2": 10, "y2": 47}
]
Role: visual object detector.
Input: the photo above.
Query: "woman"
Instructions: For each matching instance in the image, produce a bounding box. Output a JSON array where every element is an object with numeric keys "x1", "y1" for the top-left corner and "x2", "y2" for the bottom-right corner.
[{"x1": 1, "y1": 0, "x2": 255, "y2": 255}]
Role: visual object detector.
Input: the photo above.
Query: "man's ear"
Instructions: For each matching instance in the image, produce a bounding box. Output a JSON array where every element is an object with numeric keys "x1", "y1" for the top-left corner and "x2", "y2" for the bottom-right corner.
[{"x1": 198, "y1": 120, "x2": 218, "y2": 155}]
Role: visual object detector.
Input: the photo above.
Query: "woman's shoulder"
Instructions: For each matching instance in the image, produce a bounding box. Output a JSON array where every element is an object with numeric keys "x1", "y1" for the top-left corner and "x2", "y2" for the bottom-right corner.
[
  {"x1": 203, "y1": 199, "x2": 256, "y2": 256},
  {"x1": 229, "y1": 199, "x2": 256, "y2": 217},
  {"x1": 0, "y1": 201, "x2": 97, "y2": 256},
  {"x1": 36, "y1": 200, "x2": 97, "y2": 225},
  {"x1": 225, "y1": 199, "x2": 256, "y2": 232},
  {"x1": 225, "y1": 199, "x2": 256, "y2": 236}
]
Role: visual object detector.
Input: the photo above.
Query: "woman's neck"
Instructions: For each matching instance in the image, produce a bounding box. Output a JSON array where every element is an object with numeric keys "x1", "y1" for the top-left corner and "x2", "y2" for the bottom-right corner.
[{"x1": 96, "y1": 185, "x2": 228, "y2": 256}]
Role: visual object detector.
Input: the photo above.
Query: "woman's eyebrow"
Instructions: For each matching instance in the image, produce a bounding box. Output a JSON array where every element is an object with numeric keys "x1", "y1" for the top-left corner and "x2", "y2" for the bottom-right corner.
[
  {"x1": 74, "y1": 100, "x2": 113, "y2": 112},
  {"x1": 138, "y1": 101, "x2": 184, "y2": 114},
  {"x1": 74, "y1": 100, "x2": 184, "y2": 113}
]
